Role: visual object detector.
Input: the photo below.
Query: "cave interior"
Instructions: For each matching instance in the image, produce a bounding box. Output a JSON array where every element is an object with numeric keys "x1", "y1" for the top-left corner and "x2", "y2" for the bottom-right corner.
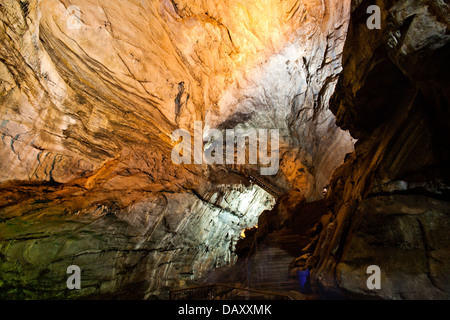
[{"x1": 0, "y1": 0, "x2": 449, "y2": 300}]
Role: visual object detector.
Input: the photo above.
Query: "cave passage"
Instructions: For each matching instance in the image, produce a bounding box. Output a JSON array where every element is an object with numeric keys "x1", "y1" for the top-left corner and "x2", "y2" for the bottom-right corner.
[
  {"x1": 1, "y1": 0, "x2": 449, "y2": 301},
  {"x1": 0, "y1": 0, "x2": 354, "y2": 300}
]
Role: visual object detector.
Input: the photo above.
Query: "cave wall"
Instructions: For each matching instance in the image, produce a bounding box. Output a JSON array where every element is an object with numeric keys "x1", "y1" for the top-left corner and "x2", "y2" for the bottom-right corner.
[
  {"x1": 308, "y1": 0, "x2": 450, "y2": 299},
  {"x1": 0, "y1": 182, "x2": 274, "y2": 299},
  {"x1": 0, "y1": 0, "x2": 355, "y2": 199},
  {"x1": 2, "y1": 0, "x2": 448, "y2": 301},
  {"x1": 0, "y1": 0, "x2": 356, "y2": 299}
]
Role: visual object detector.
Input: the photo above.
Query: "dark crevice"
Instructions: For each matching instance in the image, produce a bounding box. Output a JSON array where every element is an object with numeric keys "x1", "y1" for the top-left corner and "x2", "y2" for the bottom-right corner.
[{"x1": 19, "y1": 0, "x2": 29, "y2": 17}]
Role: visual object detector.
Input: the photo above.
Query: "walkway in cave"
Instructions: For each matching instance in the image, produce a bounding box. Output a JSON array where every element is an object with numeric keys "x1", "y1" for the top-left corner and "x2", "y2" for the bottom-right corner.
[
  {"x1": 242, "y1": 200, "x2": 329, "y2": 296},
  {"x1": 228, "y1": 165, "x2": 286, "y2": 198},
  {"x1": 244, "y1": 230, "x2": 309, "y2": 293},
  {"x1": 196, "y1": 199, "x2": 329, "y2": 299}
]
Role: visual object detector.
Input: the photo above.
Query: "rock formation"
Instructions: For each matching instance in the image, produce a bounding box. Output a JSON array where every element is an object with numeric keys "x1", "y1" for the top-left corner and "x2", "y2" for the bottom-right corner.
[
  {"x1": 0, "y1": 0, "x2": 448, "y2": 300},
  {"x1": 209, "y1": 0, "x2": 450, "y2": 300},
  {"x1": 306, "y1": 0, "x2": 450, "y2": 299},
  {"x1": 0, "y1": 0, "x2": 355, "y2": 299}
]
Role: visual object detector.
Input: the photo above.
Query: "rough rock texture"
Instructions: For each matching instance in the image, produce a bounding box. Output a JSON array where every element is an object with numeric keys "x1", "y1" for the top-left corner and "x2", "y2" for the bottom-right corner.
[
  {"x1": 202, "y1": 193, "x2": 330, "y2": 298},
  {"x1": 0, "y1": 0, "x2": 354, "y2": 197},
  {"x1": 305, "y1": 0, "x2": 450, "y2": 299},
  {"x1": 0, "y1": 182, "x2": 274, "y2": 299},
  {"x1": 0, "y1": 0, "x2": 355, "y2": 299}
]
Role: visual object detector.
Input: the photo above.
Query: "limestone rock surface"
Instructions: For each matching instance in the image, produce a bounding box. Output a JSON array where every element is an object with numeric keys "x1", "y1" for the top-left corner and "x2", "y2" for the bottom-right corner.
[
  {"x1": 307, "y1": 0, "x2": 450, "y2": 299},
  {"x1": 1, "y1": 0, "x2": 355, "y2": 299}
]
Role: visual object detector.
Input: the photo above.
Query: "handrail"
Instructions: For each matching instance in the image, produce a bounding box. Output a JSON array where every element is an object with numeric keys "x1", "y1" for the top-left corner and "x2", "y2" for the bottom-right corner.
[
  {"x1": 169, "y1": 283, "x2": 293, "y2": 300},
  {"x1": 228, "y1": 166, "x2": 284, "y2": 198},
  {"x1": 248, "y1": 174, "x2": 281, "y2": 198}
]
